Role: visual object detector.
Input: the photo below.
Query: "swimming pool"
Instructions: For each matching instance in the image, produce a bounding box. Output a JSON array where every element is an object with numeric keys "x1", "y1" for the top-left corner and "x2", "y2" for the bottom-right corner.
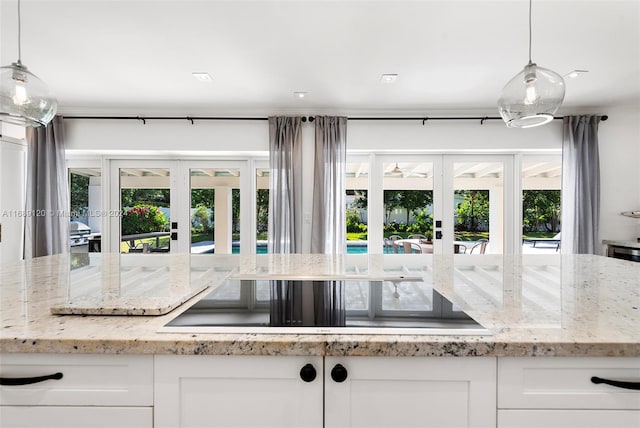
[{"x1": 199, "y1": 242, "x2": 369, "y2": 254}]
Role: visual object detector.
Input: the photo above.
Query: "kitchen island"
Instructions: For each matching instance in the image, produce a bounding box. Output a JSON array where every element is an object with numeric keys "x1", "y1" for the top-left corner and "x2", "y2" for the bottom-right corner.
[
  {"x1": 1, "y1": 253, "x2": 639, "y2": 428},
  {"x1": 1, "y1": 252, "x2": 638, "y2": 357}
]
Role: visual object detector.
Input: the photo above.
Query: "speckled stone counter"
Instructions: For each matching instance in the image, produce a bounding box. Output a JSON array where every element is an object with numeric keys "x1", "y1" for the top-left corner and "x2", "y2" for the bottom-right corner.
[
  {"x1": 603, "y1": 239, "x2": 640, "y2": 249},
  {"x1": 1, "y1": 253, "x2": 638, "y2": 357}
]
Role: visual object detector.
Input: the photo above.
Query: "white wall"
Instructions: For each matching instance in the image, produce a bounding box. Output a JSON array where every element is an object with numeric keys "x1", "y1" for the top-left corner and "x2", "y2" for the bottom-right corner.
[
  {"x1": 597, "y1": 108, "x2": 640, "y2": 242},
  {"x1": 63, "y1": 112, "x2": 640, "y2": 247},
  {"x1": 64, "y1": 119, "x2": 269, "y2": 155},
  {"x1": 0, "y1": 137, "x2": 27, "y2": 264},
  {"x1": 347, "y1": 119, "x2": 561, "y2": 152},
  {"x1": 64, "y1": 116, "x2": 562, "y2": 154}
]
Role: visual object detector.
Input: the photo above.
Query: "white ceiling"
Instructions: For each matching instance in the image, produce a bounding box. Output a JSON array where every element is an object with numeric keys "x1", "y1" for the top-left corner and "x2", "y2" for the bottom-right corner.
[{"x1": 2, "y1": 0, "x2": 639, "y2": 117}]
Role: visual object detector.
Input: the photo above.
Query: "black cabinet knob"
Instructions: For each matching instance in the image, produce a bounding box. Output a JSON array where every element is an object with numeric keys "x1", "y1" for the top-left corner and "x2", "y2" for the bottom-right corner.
[
  {"x1": 331, "y1": 364, "x2": 348, "y2": 383},
  {"x1": 299, "y1": 363, "x2": 317, "y2": 382}
]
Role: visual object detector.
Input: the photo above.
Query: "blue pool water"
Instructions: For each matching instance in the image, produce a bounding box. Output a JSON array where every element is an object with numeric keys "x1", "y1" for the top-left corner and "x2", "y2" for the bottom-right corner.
[{"x1": 203, "y1": 243, "x2": 369, "y2": 254}]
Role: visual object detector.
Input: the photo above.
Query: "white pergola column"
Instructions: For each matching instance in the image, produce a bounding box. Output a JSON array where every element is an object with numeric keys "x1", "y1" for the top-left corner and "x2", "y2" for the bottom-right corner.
[
  {"x1": 489, "y1": 187, "x2": 504, "y2": 253},
  {"x1": 88, "y1": 176, "x2": 102, "y2": 233},
  {"x1": 214, "y1": 187, "x2": 233, "y2": 253}
]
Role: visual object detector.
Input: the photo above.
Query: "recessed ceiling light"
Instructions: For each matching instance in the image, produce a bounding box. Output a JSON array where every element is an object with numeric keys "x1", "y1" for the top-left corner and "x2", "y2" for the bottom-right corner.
[
  {"x1": 192, "y1": 72, "x2": 213, "y2": 82},
  {"x1": 380, "y1": 74, "x2": 398, "y2": 83},
  {"x1": 564, "y1": 69, "x2": 589, "y2": 79},
  {"x1": 294, "y1": 92, "x2": 308, "y2": 99}
]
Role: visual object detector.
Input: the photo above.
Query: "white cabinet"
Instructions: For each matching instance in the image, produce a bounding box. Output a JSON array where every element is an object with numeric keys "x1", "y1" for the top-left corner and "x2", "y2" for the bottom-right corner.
[
  {"x1": 498, "y1": 409, "x2": 640, "y2": 428},
  {"x1": 325, "y1": 356, "x2": 496, "y2": 428},
  {"x1": 497, "y1": 357, "x2": 640, "y2": 428},
  {"x1": 155, "y1": 355, "x2": 497, "y2": 428},
  {"x1": 155, "y1": 355, "x2": 324, "y2": 428},
  {"x1": 0, "y1": 353, "x2": 153, "y2": 428},
  {"x1": 0, "y1": 406, "x2": 152, "y2": 428}
]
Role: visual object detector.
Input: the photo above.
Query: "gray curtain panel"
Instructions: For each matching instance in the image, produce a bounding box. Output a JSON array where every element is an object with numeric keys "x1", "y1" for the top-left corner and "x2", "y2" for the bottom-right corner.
[
  {"x1": 561, "y1": 115, "x2": 602, "y2": 254},
  {"x1": 24, "y1": 116, "x2": 69, "y2": 258},
  {"x1": 268, "y1": 116, "x2": 303, "y2": 254},
  {"x1": 311, "y1": 116, "x2": 347, "y2": 254}
]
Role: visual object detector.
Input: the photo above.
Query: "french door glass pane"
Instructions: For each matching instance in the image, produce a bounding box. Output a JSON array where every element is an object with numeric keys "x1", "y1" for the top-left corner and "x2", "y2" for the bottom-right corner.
[
  {"x1": 346, "y1": 160, "x2": 369, "y2": 254},
  {"x1": 190, "y1": 168, "x2": 240, "y2": 254},
  {"x1": 521, "y1": 158, "x2": 562, "y2": 253},
  {"x1": 452, "y1": 162, "x2": 503, "y2": 254},
  {"x1": 256, "y1": 167, "x2": 269, "y2": 254},
  {"x1": 69, "y1": 168, "x2": 101, "y2": 253},
  {"x1": 120, "y1": 168, "x2": 170, "y2": 254},
  {"x1": 382, "y1": 161, "x2": 434, "y2": 254}
]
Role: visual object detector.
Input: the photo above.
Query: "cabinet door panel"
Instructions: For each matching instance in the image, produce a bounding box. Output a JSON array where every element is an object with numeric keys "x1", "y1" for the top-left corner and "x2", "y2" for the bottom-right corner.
[
  {"x1": 498, "y1": 409, "x2": 640, "y2": 428},
  {"x1": 325, "y1": 356, "x2": 496, "y2": 428},
  {"x1": 0, "y1": 406, "x2": 152, "y2": 428},
  {"x1": 0, "y1": 353, "x2": 153, "y2": 406},
  {"x1": 498, "y1": 357, "x2": 640, "y2": 410},
  {"x1": 155, "y1": 355, "x2": 323, "y2": 428}
]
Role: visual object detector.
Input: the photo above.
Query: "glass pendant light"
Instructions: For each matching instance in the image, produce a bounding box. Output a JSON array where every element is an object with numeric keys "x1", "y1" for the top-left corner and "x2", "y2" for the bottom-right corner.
[
  {"x1": 498, "y1": 0, "x2": 564, "y2": 128},
  {"x1": 0, "y1": 0, "x2": 57, "y2": 127}
]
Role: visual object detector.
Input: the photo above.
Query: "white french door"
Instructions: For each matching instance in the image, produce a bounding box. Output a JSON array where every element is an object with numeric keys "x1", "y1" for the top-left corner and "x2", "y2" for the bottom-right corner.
[
  {"x1": 109, "y1": 160, "x2": 181, "y2": 254},
  {"x1": 109, "y1": 160, "x2": 251, "y2": 254},
  {"x1": 370, "y1": 154, "x2": 444, "y2": 254},
  {"x1": 442, "y1": 155, "x2": 515, "y2": 255},
  {"x1": 369, "y1": 154, "x2": 515, "y2": 255},
  {"x1": 180, "y1": 160, "x2": 250, "y2": 255}
]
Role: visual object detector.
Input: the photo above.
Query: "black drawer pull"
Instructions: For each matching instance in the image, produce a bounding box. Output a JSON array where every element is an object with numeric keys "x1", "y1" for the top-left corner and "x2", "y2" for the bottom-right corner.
[
  {"x1": 591, "y1": 376, "x2": 640, "y2": 390},
  {"x1": 0, "y1": 372, "x2": 63, "y2": 386}
]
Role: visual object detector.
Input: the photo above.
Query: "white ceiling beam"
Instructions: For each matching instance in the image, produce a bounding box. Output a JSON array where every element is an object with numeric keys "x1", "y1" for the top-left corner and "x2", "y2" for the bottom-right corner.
[
  {"x1": 471, "y1": 163, "x2": 503, "y2": 178},
  {"x1": 523, "y1": 163, "x2": 562, "y2": 178}
]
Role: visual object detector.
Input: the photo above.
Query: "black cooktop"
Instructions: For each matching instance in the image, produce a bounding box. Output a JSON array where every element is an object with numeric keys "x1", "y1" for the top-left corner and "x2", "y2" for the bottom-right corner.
[{"x1": 164, "y1": 278, "x2": 487, "y2": 334}]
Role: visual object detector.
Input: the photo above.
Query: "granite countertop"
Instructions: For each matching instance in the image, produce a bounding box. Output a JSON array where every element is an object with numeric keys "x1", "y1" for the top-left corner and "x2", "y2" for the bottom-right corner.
[
  {"x1": 603, "y1": 239, "x2": 640, "y2": 249},
  {"x1": 1, "y1": 253, "x2": 639, "y2": 357}
]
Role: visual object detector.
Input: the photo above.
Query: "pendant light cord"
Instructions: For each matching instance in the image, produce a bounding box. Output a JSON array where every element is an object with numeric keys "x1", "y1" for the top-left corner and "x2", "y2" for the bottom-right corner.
[
  {"x1": 17, "y1": 0, "x2": 22, "y2": 65},
  {"x1": 528, "y1": 0, "x2": 533, "y2": 65}
]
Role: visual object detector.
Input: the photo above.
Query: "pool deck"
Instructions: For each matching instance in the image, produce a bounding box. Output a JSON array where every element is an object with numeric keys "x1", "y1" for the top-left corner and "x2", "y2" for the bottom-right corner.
[{"x1": 190, "y1": 240, "x2": 558, "y2": 254}]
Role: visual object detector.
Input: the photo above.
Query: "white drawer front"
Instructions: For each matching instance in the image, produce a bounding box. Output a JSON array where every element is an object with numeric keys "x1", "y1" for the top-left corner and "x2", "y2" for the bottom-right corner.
[
  {"x1": 0, "y1": 406, "x2": 152, "y2": 428},
  {"x1": 498, "y1": 357, "x2": 640, "y2": 410},
  {"x1": 498, "y1": 409, "x2": 640, "y2": 428},
  {"x1": 0, "y1": 353, "x2": 153, "y2": 406}
]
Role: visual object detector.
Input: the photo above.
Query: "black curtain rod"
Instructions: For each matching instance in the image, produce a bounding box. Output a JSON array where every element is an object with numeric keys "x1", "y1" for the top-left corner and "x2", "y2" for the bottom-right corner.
[{"x1": 64, "y1": 114, "x2": 608, "y2": 125}]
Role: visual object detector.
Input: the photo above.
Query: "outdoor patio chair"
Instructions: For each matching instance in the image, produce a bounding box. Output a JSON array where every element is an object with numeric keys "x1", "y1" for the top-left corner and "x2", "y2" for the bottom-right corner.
[
  {"x1": 383, "y1": 238, "x2": 394, "y2": 254},
  {"x1": 403, "y1": 241, "x2": 422, "y2": 254},
  {"x1": 470, "y1": 239, "x2": 488, "y2": 254},
  {"x1": 388, "y1": 235, "x2": 403, "y2": 253},
  {"x1": 408, "y1": 234, "x2": 427, "y2": 240},
  {"x1": 523, "y1": 232, "x2": 561, "y2": 251}
]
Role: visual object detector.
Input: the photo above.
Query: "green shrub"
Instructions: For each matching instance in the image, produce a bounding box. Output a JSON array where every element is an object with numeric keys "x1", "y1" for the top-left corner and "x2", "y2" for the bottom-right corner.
[
  {"x1": 346, "y1": 208, "x2": 367, "y2": 233},
  {"x1": 122, "y1": 204, "x2": 167, "y2": 235},
  {"x1": 191, "y1": 204, "x2": 212, "y2": 234}
]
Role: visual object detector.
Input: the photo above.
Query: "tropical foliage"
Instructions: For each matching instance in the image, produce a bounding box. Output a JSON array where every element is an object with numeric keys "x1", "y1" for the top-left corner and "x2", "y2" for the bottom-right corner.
[
  {"x1": 346, "y1": 207, "x2": 367, "y2": 233},
  {"x1": 121, "y1": 204, "x2": 167, "y2": 235},
  {"x1": 121, "y1": 188, "x2": 170, "y2": 207},
  {"x1": 454, "y1": 190, "x2": 489, "y2": 232},
  {"x1": 522, "y1": 190, "x2": 560, "y2": 232},
  {"x1": 69, "y1": 173, "x2": 89, "y2": 215},
  {"x1": 256, "y1": 189, "x2": 269, "y2": 233}
]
